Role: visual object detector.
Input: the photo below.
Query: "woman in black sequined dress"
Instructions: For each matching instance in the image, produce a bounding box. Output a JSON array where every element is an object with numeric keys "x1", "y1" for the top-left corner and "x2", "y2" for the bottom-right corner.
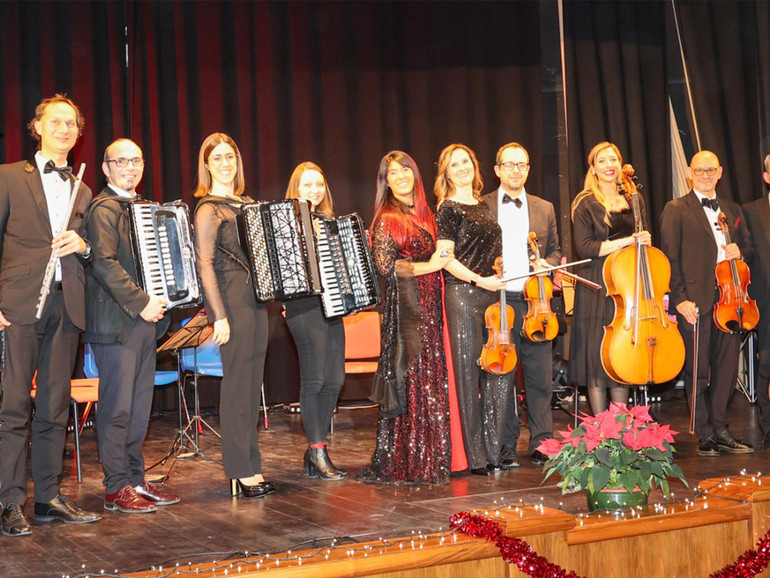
[
  {"x1": 434, "y1": 144, "x2": 508, "y2": 476},
  {"x1": 360, "y1": 151, "x2": 454, "y2": 485},
  {"x1": 570, "y1": 142, "x2": 652, "y2": 414}
]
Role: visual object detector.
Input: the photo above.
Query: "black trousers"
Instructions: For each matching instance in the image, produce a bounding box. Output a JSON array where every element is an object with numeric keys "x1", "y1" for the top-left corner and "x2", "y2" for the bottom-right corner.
[
  {"x1": 444, "y1": 284, "x2": 512, "y2": 470},
  {"x1": 285, "y1": 298, "x2": 345, "y2": 445},
  {"x1": 0, "y1": 290, "x2": 79, "y2": 505},
  {"x1": 218, "y1": 269, "x2": 268, "y2": 479},
  {"x1": 92, "y1": 320, "x2": 156, "y2": 494},
  {"x1": 677, "y1": 309, "x2": 741, "y2": 441},
  {"x1": 755, "y1": 303, "x2": 770, "y2": 435},
  {"x1": 501, "y1": 295, "x2": 554, "y2": 455}
]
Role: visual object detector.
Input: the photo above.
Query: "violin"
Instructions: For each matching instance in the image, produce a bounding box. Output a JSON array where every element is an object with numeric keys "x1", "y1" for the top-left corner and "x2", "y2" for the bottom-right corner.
[
  {"x1": 479, "y1": 257, "x2": 517, "y2": 375},
  {"x1": 600, "y1": 165, "x2": 685, "y2": 385},
  {"x1": 522, "y1": 232, "x2": 558, "y2": 342},
  {"x1": 713, "y1": 212, "x2": 759, "y2": 333}
]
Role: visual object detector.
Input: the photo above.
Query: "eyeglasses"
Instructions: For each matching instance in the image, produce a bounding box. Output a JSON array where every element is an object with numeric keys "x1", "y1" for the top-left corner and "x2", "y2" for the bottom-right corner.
[
  {"x1": 692, "y1": 167, "x2": 719, "y2": 177},
  {"x1": 106, "y1": 157, "x2": 144, "y2": 168},
  {"x1": 499, "y1": 162, "x2": 529, "y2": 172}
]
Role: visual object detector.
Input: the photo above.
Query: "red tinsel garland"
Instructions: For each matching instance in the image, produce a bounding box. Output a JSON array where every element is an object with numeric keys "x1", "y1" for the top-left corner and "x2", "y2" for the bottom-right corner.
[
  {"x1": 450, "y1": 510, "x2": 770, "y2": 578},
  {"x1": 710, "y1": 528, "x2": 770, "y2": 578},
  {"x1": 449, "y1": 511, "x2": 583, "y2": 578}
]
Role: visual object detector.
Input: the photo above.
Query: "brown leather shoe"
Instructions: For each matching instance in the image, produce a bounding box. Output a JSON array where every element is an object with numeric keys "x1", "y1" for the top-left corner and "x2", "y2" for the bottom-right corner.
[
  {"x1": 134, "y1": 481, "x2": 180, "y2": 506},
  {"x1": 1, "y1": 504, "x2": 32, "y2": 537},
  {"x1": 104, "y1": 486, "x2": 157, "y2": 514}
]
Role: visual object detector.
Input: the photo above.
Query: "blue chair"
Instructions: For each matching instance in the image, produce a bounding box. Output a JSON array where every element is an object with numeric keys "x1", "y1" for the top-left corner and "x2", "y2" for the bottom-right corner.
[
  {"x1": 83, "y1": 343, "x2": 178, "y2": 386},
  {"x1": 178, "y1": 319, "x2": 269, "y2": 432}
]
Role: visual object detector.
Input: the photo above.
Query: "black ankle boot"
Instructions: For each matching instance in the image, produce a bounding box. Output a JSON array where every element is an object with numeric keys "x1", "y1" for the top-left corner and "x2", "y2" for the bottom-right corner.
[{"x1": 304, "y1": 447, "x2": 345, "y2": 481}]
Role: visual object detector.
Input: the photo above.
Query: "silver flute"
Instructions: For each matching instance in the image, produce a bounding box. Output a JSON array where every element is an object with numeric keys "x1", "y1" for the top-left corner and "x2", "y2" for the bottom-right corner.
[{"x1": 35, "y1": 163, "x2": 86, "y2": 319}]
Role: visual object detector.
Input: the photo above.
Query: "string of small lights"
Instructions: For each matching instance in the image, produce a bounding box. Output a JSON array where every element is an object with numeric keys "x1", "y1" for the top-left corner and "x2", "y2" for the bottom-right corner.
[{"x1": 62, "y1": 473, "x2": 769, "y2": 578}]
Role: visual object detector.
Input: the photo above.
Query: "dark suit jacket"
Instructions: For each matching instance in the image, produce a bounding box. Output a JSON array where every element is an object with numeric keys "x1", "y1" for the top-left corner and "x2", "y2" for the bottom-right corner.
[
  {"x1": 0, "y1": 159, "x2": 92, "y2": 328},
  {"x1": 482, "y1": 189, "x2": 561, "y2": 266},
  {"x1": 743, "y1": 193, "x2": 770, "y2": 309},
  {"x1": 84, "y1": 188, "x2": 151, "y2": 344},
  {"x1": 660, "y1": 190, "x2": 751, "y2": 313}
]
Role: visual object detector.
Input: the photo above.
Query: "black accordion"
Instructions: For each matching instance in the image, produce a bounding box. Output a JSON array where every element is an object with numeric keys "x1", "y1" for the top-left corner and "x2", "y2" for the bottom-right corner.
[
  {"x1": 237, "y1": 199, "x2": 322, "y2": 302},
  {"x1": 128, "y1": 200, "x2": 201, "y2": 309},
  {"x1": 315, "y1": 213, "x2": 380, "y2": 318}
]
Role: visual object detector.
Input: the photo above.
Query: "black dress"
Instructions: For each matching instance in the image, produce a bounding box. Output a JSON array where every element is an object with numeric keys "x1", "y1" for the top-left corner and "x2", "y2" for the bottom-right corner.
[
  {"x1": 570, "y1": 194, "x2": 635, "y2": 387},
  {"x1": 361, "y1": 218, "x2": 451, "y2": 484}
]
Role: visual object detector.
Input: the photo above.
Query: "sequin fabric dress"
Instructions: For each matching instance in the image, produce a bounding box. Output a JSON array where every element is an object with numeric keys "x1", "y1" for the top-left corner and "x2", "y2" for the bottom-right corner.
[{"x1": 358, "y1": 219, "x2": 451, "y2": 485}]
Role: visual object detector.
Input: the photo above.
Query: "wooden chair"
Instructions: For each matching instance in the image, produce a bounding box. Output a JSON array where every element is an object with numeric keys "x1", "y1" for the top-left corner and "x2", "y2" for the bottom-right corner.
[{"x1": 31, "y1": 376, "x2": 99, "y2": 483}]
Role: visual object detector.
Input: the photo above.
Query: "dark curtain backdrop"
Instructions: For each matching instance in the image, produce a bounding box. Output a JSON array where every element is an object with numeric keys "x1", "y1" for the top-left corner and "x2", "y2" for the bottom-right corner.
[
  {"x1": 0, "y1": 1, "x2": 127, "y2": 181},
  {"x1": 125, "y1": 0, "x2": 545, "y2": 211},
  {"x1": 675, "y1": 0, "x2": 770, "y2": 203},
  {"x1": 564, "y1": 0, "x2": 669, "y2": 241}
]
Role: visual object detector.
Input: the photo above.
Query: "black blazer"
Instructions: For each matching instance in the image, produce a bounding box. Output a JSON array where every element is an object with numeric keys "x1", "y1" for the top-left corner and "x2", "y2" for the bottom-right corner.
[
  {"x1": 660, "y1": 190, "x2": 751, "y2": 313},
  {"x1": 742, "y1": 194, "x2": 770, "y2": 309},
  {"x1": 481, "y1": 189, "x2": 561, "y2": 266},
  {"x1": 84, "y1": 188, "x2": 151, "y2": 344},
  {"x1": 0, "y1": 159, "x2": 92, "y2": 328}
]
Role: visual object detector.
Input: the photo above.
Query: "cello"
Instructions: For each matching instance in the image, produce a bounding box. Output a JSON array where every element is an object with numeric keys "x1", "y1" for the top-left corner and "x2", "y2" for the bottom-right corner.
[
  {"x1": 600, "y1": 165, "x2": 685, "y2": 385},
  {"x1": 713, "y1": 212, "x2": 759, "y2": 333},
  {"x1": 522, "y1": 232, "x2": 559, "y2": 342},
  {"x1": 479, "y1": 257, "x2": 517, "y2": 375}
]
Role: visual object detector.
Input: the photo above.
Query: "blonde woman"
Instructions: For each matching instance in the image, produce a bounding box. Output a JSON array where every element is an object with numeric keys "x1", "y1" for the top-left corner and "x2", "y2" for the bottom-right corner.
[
  {"x1": 434, "y1": 144, "x2": 507, "y2": 475},
  {"x1": 570, "y1": 142, "x2": 651, "y2": 414}
]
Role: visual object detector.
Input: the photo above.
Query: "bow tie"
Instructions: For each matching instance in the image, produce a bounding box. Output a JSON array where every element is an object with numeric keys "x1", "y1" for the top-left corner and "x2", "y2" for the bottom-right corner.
[
  {"x1": 44, "y1": 160, "x2": 72, "y2": 182},
  {"x1": 701, "y1": 197, "x2": 719, "y2": 211},
  {"x1": 503, "y1": 195, "x2": 522, "y2": 208}
]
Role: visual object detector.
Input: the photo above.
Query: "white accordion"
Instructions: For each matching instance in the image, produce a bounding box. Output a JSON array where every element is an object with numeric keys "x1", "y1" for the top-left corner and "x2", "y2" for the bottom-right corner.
[{"x1": 128, "y1": 200, "x2": 201, "y2": 309}]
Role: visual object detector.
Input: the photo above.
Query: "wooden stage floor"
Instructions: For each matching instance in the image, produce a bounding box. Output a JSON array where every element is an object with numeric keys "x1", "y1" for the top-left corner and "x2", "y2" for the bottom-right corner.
[{"x1": 0, "y1": 386, "x2": 767, "y2": 577}]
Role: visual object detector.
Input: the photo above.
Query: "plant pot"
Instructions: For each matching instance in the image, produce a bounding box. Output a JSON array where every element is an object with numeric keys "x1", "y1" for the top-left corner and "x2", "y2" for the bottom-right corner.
[{"x1": 586, "y1": 487, "x2": 649, "y2": 512}]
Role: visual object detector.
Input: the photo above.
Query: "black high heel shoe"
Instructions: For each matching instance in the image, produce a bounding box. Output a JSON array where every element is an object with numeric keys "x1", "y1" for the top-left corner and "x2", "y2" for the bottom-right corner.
[
  {"x1": 230, "y1": 479, "x2": 273, "y2": 498},
  {"x1": 304, "y1": 448, "x2": 345, "y2": 481}
]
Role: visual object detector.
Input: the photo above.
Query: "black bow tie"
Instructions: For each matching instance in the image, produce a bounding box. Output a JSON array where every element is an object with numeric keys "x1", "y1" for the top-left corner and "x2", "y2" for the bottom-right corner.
[
  {"x1": 701, "y1": 197, "x2": 719, "y2": 211},
  {"x1": 44, "y1": 160, "x2": 72, "y2": 182},
  {"x1": 503, "y1": 195, "x2": 522, "y2": 208}
]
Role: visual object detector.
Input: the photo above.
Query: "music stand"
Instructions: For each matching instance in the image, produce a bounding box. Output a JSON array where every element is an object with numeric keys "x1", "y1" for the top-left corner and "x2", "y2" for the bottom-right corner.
[{"x1": 154, "y1": 310, "x2": 221, "y2": 465}]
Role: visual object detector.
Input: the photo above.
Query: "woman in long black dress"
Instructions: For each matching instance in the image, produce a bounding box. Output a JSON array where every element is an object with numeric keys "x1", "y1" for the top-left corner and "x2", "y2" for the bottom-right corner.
[
  {"x1": 434, "y1": 144, "x2": 508, "y2": 475},
  {"x1": 284, "y1": 162, "x2": 346, "y2": 481},
  {"x1": 193, "y1": 133, "x2": 274, "y2": 498},
  {"x1": 362, "y1": 151, "x2": 454, "y2": 484},
  {"x1": 570, "y1": 141, "x2": 651, "y2": 414}
]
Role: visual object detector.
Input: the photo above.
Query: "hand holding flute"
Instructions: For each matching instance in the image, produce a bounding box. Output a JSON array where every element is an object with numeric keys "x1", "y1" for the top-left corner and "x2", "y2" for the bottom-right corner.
[{"x1": 35, "y1": 163, "x2": 87, "y2": 319}]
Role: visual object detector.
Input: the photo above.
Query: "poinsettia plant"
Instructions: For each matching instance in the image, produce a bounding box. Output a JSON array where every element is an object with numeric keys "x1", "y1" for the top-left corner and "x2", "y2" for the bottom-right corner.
[{"x1": 537, "y1": 402, "x2": 688, "y2": 495}]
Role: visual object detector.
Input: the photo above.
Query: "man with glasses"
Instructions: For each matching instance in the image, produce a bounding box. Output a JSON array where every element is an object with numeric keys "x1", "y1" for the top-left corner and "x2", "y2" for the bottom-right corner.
[
  {"x1": 482, "y1": 142, "x2": 561, "y2": 468},
  {"x1": 742, "y1": 154, "x2": 770, "y2": 447},
  {"x1": 661, "y1": 150, "x2": 753, "y2": 457},
  {"x1": 0, "y1": 95, "x2": 100, "y2": 537},
  {"x1": 84, "y1": 139, "x2": 179, "y2": 513}
]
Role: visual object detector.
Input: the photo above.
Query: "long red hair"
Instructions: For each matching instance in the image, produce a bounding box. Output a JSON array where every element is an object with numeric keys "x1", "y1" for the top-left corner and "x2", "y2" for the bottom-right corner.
[{"x1": 369, "y1": 151, "x2": 436, "y2": 249}]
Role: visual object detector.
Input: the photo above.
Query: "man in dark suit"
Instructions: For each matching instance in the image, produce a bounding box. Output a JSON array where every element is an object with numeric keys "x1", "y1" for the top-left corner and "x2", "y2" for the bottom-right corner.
[
  {"x1": 482, "y1": 142, "x2": 561, "y2": 467},
  {"x1": 0, "y1": 95, "x2": 100, "y2": 537},
  {"x1": 660, "y1": 150, "x2": 753, "y2": 457},
  {"x1": 742, "y1": 154, "x2": 770, "y2": 446},
  {"x1": 84, "y1": 138, "x2": 179, "y2": 514}
]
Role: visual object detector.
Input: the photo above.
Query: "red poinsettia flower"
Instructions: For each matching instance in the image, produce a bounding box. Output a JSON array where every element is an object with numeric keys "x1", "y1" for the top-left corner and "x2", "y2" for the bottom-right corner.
[{"x1": 536, "y1": 437, "x2": 564, "y2": 457}]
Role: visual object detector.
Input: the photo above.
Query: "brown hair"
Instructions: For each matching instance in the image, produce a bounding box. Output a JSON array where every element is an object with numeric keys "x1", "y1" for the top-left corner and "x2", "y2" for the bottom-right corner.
[
  {"x1": 193, "y1": 133, "x2": 246, "y2": 197},
  {"x1": 284, "y1": 161, "x2": 335, "y2": 217},
  {"x1": 27, "y1": 94, "x2": 85, "y2": 145},
  {"x1": 434, "y1": 143, "x2": 483, "y2": 206},
  {"x1": 495, "y1": 142, "x2": 529, "y2": 166}
]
